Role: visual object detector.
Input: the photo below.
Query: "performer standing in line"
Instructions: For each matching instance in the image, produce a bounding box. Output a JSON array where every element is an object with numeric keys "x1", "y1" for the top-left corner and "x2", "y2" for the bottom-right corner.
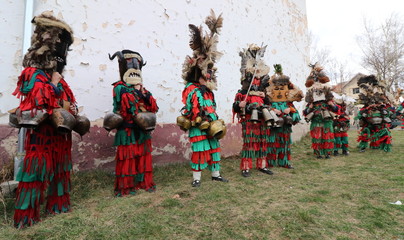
[
  {"x1": 108, "y1": 50, "x2": 158, "y2": 196},
  {"x1": 303, "y1": 63, "x2": 337, "y2": 159},
  {"x1": 12, "y1": 13, "x2": 78, "y2": 228},
  {"x1": 266, "y1": 64, "x2": 303, "y2": 168},
  {"x1": 177, "y1": 10, "x2": 228, "y2": 187},
  {"x1": 355, "y1": 75, "x2": 393, "y2": 152},
  {"x1": 332, "y1": 97, "x2": 351, "y2": 156},
  {"x1": 232, "y1": 44, "x2": 274, "y2": 177}
]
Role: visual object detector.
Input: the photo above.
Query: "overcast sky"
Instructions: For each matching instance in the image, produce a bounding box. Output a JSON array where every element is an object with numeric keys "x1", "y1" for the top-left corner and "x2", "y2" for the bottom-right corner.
[{"x1": 306, "y1": 0, "x2": 404, "y2": 75}]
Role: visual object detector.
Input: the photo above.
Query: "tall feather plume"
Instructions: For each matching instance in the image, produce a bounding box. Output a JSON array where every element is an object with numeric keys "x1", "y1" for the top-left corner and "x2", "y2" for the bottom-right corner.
[
  {"x1": 205, "y1": 9, "x2": 223, "y2": 37},
  {"x1": 188, "y1": 24, "x2": 203, "y2": 52}
]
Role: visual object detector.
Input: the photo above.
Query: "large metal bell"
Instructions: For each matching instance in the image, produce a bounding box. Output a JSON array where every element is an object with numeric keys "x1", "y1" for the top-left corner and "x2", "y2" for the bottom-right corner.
[
  {"x1": 198, "y1": 121, "x2": 210, "y2": 130},
  {"x1": 73, "y1": 115, "x2": 90, "y2": 136},
  {"x1": 208, "y1": 119, "x2": 227, "y2": 139},
  {"x1": 321, "y1": 110, "x2": 332, "y2": 119},
  {"x1": 284, "y1": 115, "x2": 293, "y2": 125},
  {"x1": 134, "y1": 112, "x2": 157, "y2": 131},
  {"x1": 17, "y1": 108, "x2": 49, "y2": 128},
  {"x1": 262, "y1": 108, "x2": 274, "y2": 127},
  {"x1": 250, "y1": 109, "x2": 259, "y2": 123},
  {"x1": 9, "y1": 112, "x2": 20, "y2": 128},
  {"x1": 51, "y1": 108, "x2": 76, "y2": 134},
  {"x1": 176, "y1": 115, "x2": 191, "y2": 131},
  {"x1": 273, "y1": 116, "x2": 284, "y2": 128},
  {"x1": 103, "y1": 112, "x2": 124, "y2": 131}
]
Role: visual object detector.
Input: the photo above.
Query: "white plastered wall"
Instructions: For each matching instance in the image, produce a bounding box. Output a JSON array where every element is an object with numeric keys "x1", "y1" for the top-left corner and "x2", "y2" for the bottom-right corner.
[{"x1": 0, "y1": 0, "x2": 309, "y2": 126}]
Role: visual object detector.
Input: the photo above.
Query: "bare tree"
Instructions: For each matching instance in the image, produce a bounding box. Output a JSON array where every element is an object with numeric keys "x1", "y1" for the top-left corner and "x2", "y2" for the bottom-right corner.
[
  {"x1": 309, "y1": 32, "x2": 353, "y2": 85},
  {"x1": 309, "y1": 31, "x2": 332, "y2": 66},
  {"x1": 357, "y1": 13, "x2": 404, "y2": 92}
]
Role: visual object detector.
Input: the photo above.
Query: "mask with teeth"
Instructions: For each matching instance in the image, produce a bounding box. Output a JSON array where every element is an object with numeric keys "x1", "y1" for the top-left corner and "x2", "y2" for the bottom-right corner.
[{"x1": 109, "y1": 50, "x2": 146, "y2": 85}]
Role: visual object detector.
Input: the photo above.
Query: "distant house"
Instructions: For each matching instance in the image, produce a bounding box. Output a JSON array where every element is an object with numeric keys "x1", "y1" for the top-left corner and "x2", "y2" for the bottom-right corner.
[{"x1": 332, "y1": 73, "x2": 366, "y2": 101}]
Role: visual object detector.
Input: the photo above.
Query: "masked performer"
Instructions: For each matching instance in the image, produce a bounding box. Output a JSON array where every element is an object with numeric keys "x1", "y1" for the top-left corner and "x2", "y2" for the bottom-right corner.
[
  {"x1": 303, "y1": 63, "x2": 337, "y2": 159},
  {"x1": 177, "y1": 10, "x2": 228, "y2": 187},
  {"x1": 107, "y1": 50, "x2": 158, "y2": 196},
  {"x1": 232, "y1": 44, "x2": 274, "y2": 177},
  {"x1": 356, "y1": 75, "x2": 393, "y2": 152},
  {"x1": 332, "y1": 97, "x2": 350, "y2": 156},
  {"x1": 12, "y1": 13, "x2": 78, "y2": 228},
  {"x1": 266, "y1": 64, "x2": 303, "y2": 168}
]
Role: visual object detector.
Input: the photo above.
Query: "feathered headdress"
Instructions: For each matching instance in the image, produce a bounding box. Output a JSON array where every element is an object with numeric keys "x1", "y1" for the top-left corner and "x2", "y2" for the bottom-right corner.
[
  {"x1": 23, "y1": 12, "x2": 74, "y2": 73},
  {"x1": 182, "y1": 9, "x2": 223, "y2": 89}
]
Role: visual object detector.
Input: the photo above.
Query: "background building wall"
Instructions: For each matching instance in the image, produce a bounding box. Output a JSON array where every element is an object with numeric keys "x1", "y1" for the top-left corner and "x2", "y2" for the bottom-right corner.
[{"x1": 0, "y1": 0, "x2": 309, "y2": 171}]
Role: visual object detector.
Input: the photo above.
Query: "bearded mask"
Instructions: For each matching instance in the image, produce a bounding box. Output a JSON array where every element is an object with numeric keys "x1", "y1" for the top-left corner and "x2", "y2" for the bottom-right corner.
[{"x1": 109, "y1": 50, "x2": 146, "y2": 85}]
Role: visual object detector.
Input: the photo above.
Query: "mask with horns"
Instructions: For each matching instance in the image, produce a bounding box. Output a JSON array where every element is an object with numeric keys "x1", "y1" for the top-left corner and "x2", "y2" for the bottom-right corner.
[{"x1": 109, "y1": 50, "x2": 146, "y2": 85}]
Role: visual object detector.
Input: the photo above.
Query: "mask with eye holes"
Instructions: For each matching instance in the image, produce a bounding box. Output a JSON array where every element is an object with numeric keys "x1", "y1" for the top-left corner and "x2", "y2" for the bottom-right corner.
[
  {"x1": 109, "y1": 50, "x2": 146, "y2": 85},
  {"x1": 267, "y1": 64, "x2": 291, "y2": 102}
]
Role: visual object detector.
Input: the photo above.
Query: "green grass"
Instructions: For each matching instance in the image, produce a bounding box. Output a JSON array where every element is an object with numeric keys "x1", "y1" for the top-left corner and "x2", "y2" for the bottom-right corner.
[{"x1": 0, "y1": 130, "x2": 403, "y2": 240}]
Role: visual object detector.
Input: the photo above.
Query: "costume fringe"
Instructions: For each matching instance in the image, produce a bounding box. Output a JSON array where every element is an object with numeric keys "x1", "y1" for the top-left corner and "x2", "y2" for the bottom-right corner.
[
  {"x1": 309, "y1": 119, "x2": 334, "y2": 156},
  {"x1": 267, "y1": 126, "x2": 292, "y2": 167},
  {"x1": 239, "y1": 121, "x2": 269, "y2": 169},
  {"x1": 114, "y1": 139, "x2": 155, "y2": 195},
  {"x1": 14, "y1": 125, "x2": 72, "y2": 227}
]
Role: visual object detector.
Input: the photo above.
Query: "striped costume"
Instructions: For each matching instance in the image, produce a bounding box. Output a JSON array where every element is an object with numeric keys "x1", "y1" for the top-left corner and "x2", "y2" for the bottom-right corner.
[
  {"x1": 182, "y1": 82, "x2": 221, "y2": 173},
  {"x1": 13, "y1": 67, "x2": 76, "y2": 228},
  {"x1": 112, "y1": 81, "x2": 158, "y2": 196},
  {"x1": 233, "y1": 79, "x2": 270, "y2": 171}
]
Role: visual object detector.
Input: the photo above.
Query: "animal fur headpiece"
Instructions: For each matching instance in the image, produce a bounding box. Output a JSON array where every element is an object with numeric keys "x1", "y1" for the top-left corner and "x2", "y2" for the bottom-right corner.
[
  {"x1": 266, "y1": 64, "x2": 303, "y2": 102},
  {"x1": 305, "y1": 63, "x2": 333, "y2": 103},
  {"x1": 23, "y1": 12, "x2": 74, "y2": 73},
  {"x1": 357, "y1": 75, "x2": 391, "y2": 105},
  {"x1": 239, "y1": 44, "x2": 270, "y2": 82},
  {"x1": 109, "y1": 50, "x2": 146, "y2": 85},
  {"x1": 305, "y1": 62, "x2": 330, "y2": 88},
  {"x1": 182, "y1": 9, "x2": 223, "y2": 90}
]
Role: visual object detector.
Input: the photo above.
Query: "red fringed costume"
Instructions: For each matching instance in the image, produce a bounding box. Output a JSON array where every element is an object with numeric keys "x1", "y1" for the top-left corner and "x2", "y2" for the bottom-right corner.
[
  {"x1": 112, "y1": 81, "x2": 158, "y2": 196},
  {"x1": 303, "y1": 63, "x2": 337, "y2": 158},
  {"x1": 108, "y1": 50, "x2": 158, "y2": 196},
  {"x1": 13, "y1": 67, "x2": 76, "y2": 227},
  {"x1": 265, "y1": 64, "x2": 303, "y2": 168},
  {"x1": 333, "y1": 102, "x2": 350, "y2": 155},
  {"x1": 233, "y1": 79, "x2": 270, "y2": 172},
  {"x1": 12, "y1": 13, "x2": 76, "y2": 228},
  {"x1": 177, "y1": 10, "x2": 228, "y2": 187},
  {"x1": 355, "y1": 75, "x2": 393, "y2": 152},
  {"x1": 233, "y1": 44, "x2": 272, "y2": 177}
]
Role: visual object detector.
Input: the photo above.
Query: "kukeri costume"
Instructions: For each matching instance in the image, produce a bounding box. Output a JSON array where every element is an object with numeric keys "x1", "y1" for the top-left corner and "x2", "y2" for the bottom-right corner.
[
  {"x1": 10, "y1": 13, "x2": 89, "y2": 228},
  {"x1": 332, "y1": 98, "x2": 350, "y2": 156},
  {"x1": 232, "y1": 44, "x2": 273, "y2": 177},
  {"x1": 176, "y1": 10, "x2": 228, "y2": 187},
  {"x1": 355, "y1": 75, "x2": 392, "y2": 152},
  {"x1": 106, "y1": 50, "x2": 158, "y2": 196},
  {"x1": 303, "y1": 63, "x2": 338, "y2": 158},
  {"x1": 396, "y1": 100, "x2": 404, "y2": 129},
  {"x1": 266, "y1": 64, "x2": 303, "y2": 168}
]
